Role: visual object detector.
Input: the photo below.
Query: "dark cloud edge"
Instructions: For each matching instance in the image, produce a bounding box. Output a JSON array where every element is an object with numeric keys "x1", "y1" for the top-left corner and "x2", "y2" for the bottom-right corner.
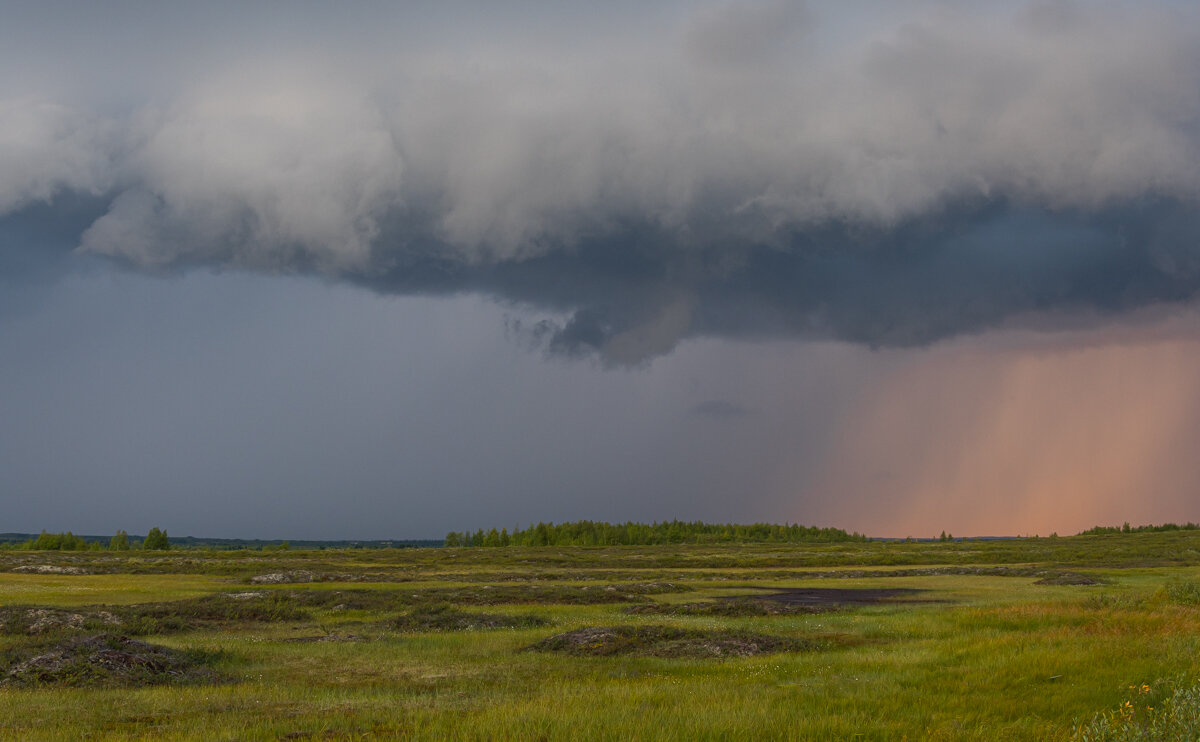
[{"x1": 5, "y1": 191, "x2": 1200, "y2": 364}]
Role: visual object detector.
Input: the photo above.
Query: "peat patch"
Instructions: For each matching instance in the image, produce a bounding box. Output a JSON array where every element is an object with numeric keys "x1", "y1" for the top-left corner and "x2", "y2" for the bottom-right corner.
[
  {"x1": 529, "y1": 625, "x2": 822, "y2": 658},
  {"x1": 1, "y1": 633, "x2": 221, "y2": 688}
]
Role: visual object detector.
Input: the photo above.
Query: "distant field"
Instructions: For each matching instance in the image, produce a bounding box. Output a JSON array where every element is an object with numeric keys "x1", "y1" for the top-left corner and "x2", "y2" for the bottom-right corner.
[{"x1": 2, "y1": 532, "x2": 1199, "y2": 740}]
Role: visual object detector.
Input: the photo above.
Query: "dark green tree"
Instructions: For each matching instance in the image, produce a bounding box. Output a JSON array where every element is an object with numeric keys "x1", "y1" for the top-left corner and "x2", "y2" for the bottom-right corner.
[
  {"x1": 143, "y1": 527, "x2": 170, "y2": 550},
  {"x1": 32, "y1": 530, "x2": 60, "y2": 550},
  {"x1": 110, "y1": 530, "x2": 130, "y2": 550}
]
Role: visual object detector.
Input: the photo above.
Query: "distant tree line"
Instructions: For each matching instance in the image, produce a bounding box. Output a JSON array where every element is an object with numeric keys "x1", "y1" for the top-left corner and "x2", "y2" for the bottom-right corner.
[
  {"x1": 1077, "y1": 522, "x2": 1200, "y2": 536},
  {"x1": 0, "y1": 528, "x2": 171, "y2": 551},
  {"x1": 444, "y1": 520, "x2": 867, "y2": 547}
]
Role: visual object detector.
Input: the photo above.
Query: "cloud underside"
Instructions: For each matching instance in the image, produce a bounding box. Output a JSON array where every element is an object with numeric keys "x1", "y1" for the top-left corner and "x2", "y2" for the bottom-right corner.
[{"x1": 3, "y1": 1, "x2": 1200, "y2": 362}]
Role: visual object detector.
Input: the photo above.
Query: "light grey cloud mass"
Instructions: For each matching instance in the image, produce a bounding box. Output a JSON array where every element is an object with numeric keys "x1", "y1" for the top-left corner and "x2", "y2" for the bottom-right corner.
[{"x1": 3, "y1": 0, "x2": 1199, "y2": 362}]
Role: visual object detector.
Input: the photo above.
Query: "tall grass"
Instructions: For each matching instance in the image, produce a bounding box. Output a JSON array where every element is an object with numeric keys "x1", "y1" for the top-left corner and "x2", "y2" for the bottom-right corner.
[{"x1": 1074, "y1": 681, "x2": 1200, "y2": 741}]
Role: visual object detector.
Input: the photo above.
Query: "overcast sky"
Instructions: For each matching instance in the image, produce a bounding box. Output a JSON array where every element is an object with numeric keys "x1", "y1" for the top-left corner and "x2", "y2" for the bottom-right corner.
[{"x1": 3, "y1": 0, "x2": 1200, "y2": 539}]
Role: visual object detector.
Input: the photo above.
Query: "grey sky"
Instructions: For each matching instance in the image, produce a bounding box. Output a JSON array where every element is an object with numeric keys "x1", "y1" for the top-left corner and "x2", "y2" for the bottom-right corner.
[{"x1": 2, "y1": 1, "x2": 1199, "y2": 537}]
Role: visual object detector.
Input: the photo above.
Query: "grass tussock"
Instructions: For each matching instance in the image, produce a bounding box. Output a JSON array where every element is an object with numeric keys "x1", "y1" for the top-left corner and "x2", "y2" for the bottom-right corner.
[
  {"x1": 389, "y1": 603, "x2": 549, "y2": 632},
  {"x1": 528, "y1": 625, "x2": 825, "y2": 658},
  {"x1": 1163, "y1": 579, "x2": 1200, "y2": 606},
  {"x1": 0, "y1": 633, "x2": 222, "y2": 688}
]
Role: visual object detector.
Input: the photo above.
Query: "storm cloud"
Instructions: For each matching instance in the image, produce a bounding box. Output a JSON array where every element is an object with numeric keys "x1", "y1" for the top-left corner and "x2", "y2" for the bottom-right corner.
[{"x1": 3, "y1": 0, "x2": 1200, "y2": 362}]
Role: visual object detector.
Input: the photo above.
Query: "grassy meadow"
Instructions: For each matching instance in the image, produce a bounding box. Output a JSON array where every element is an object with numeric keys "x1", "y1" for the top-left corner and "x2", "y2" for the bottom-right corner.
[{"x1": 2, "y1": 532, "x2": 1200, "y2": 740}]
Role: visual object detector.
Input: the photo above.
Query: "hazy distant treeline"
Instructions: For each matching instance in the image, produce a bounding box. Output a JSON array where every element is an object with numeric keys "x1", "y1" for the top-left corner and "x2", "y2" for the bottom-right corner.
[
  {"x1": 444, "y1": 520, "x2": 867, "y2": 547},
  {"x1": 1078, "y1": 522, "x2": 1200, "y2": 536}
]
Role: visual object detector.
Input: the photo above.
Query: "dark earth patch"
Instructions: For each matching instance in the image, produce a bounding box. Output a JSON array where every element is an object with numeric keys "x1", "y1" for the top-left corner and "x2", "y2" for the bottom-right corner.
[
  {"x1": 528, "y1": 625, "x2": 823, "y2": 658},
  {"x1": 389, "y1": 603, "x2": 549, "y2": 632},
  {"x1": 1, "y1": 633, "x2": 221, "y2": 688}
]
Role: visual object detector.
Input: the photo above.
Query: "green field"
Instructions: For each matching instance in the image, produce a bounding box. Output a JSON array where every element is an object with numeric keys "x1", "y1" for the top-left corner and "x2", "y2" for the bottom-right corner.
[{"x1": 2, "y1": 533, "x2": 1200, "y2": 740}]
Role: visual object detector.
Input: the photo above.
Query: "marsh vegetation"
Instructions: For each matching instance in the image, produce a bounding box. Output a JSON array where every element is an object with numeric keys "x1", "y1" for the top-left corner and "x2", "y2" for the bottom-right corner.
[{"x1": 1, "y1": 531, "x2": 1199, "y2": 739}]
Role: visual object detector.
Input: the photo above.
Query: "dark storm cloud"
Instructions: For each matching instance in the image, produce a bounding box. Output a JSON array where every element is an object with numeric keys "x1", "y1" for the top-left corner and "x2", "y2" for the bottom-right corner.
[{"x1": 3, "y1": 1, "x2": 1199, "y2": 360}]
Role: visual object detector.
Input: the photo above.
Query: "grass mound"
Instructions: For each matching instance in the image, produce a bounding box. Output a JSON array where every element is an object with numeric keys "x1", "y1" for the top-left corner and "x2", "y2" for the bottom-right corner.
[
  {"x1": 626, "y1": 598, "x2": 830, "y2": 617},
  {"x1": 0, "y1": 594, "x2": 310, "y2": 637},
  {"x1": 1, "y1": 634, "x2": 221, "y2": 688},
  {"x1": 0, "y1": 606, "x2": 124, "y2": 635},
  {"x1": 528, "y1": 625, "x2": 822, "y2": 658},
  {"x1": 389, "y1": 603, "x2": 549, "y2": 632}
]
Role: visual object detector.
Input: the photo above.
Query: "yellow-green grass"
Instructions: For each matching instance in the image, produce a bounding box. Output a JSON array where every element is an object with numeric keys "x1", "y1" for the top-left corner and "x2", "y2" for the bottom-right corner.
[
  {"x1": 0, "y1": 573, "x2": 231, "y2": 607},
  {"x1": 2, "y1": 540, "x2": 1200, "y2": 739}
]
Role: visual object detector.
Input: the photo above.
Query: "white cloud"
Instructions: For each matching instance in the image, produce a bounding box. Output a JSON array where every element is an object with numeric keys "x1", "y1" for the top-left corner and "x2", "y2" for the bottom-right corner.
[{"x1": 0, "y1": 100, "x2": 117, "y2": 212}]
